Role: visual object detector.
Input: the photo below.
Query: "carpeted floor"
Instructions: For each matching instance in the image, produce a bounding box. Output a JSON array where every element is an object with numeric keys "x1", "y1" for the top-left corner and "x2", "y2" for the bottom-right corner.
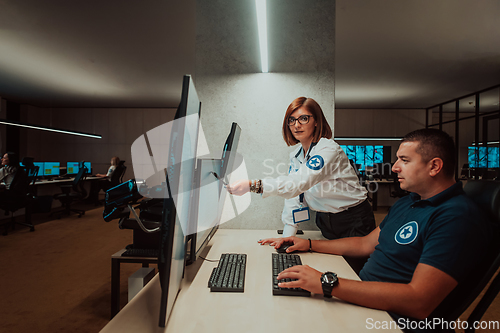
[
  {"x1": 0, "y1": 205, "x2": 498, "y2": 333},
  {"x1": 0, "y1": 203, "x2": 148, "y2": 333}
]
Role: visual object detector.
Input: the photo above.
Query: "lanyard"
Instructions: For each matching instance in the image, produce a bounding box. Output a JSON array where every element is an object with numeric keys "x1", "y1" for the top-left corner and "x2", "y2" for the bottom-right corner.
[
  {"x1": 294, "y1": 142, "x2": 318, "y2": 162},
  {"x1": 295, "y1": 142, "x2": 317, "y2": 206}
]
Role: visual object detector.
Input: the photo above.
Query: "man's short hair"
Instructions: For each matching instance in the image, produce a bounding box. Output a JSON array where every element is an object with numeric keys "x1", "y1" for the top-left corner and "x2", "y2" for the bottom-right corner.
[{"x1": 401, "y1": 128, "x2": 456, "y2": 178}]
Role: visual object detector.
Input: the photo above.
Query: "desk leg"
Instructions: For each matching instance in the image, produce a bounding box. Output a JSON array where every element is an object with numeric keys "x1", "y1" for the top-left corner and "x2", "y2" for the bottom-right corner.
[
  {"x1": 111, "y1": 258, "x2": 120, "y2": 319},
  {"x1": 367, "y1": 183, "x2": 378, "y2": 211}
]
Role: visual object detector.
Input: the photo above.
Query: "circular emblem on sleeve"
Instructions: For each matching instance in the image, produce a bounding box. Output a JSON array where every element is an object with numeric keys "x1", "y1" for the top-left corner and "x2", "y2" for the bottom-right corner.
[
  {"x1": 306, "y1": 155, "x2": 324, "y2": 170},
  {"x1": 394, "y1": 221, "x2": 419, "y2": 245}
]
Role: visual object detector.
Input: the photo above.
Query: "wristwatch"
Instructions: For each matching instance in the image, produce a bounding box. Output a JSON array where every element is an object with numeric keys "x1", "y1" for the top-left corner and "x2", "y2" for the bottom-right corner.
[{"x1": 321, "y1": 271, "x2": 338, "y2": 298}]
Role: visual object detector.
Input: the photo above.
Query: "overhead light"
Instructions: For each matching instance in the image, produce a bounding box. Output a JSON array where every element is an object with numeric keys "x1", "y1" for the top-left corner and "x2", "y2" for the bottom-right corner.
[
  {"x1": 471, "y1": 141, "x2": 499, "y2": 145},
  {"x1": 255, "y1": 0, "x2": 268, "y2": 73},
  {"x1": 335, "y1": 137, "x2": 402, "y2": 141},
  {"x1": 0, "y1": 119, "x2": 102, "y2": 139}
]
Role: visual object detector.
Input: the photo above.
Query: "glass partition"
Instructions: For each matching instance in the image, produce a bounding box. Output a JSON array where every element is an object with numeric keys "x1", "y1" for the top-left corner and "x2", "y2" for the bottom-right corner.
[
  {"x1": 426, "y1": 84, "x2": 500, "y2": 180},
  {"x1": 480, "y1": 87, "x2": 500, "y2": 113}
]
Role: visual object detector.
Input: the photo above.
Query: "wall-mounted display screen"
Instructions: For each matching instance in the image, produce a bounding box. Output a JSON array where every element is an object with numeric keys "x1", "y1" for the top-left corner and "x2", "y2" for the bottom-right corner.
[
  {"x1": 340, "y1": 145, "x2": 384, "y2": 171},
  {"x1": 468, "y1": 147, "x2": 500, "y2": 168},
  {"x1": 468, "y1": 146, "x2": 499, "y2": 168}
]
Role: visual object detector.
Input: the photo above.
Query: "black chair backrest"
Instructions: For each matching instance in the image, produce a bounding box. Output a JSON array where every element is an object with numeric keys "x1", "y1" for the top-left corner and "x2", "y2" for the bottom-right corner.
[
  {"x1": 8, "y1": 167, "x2": 29, "y2": 196},
  {"x1": 71, "y1": 161, "x2": 88, "y2": 195},
  {"x1": 110, "y1": 161, "x2": 126, "y2": 187},
  {"x1": 21, "y1": 157, "x2": 39, "y2": 186},
  {"x1": 464, "y1": 180, "x2": 500, "y2": 222},
  {"x1": 73, "y1": 161, "x2": 87, "y2": 182},
  {"x1": 118, "y1": 161, "x2": 126, "y2": 183},
  {"x1": 435, "y1": 180, "x2": 500, "y2": 325}
]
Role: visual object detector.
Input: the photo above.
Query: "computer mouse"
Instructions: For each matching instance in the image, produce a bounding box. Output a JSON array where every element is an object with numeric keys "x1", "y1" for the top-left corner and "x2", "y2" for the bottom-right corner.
[{"x1": 276, "y1": 244, "x2": 294, "y2": 254}]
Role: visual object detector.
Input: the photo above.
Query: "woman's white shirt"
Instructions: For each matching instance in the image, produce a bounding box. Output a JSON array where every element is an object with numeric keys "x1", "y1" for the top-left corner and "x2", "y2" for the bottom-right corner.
[{"x1": 261, "y1": 138, "x2": 367, "y2": 236}]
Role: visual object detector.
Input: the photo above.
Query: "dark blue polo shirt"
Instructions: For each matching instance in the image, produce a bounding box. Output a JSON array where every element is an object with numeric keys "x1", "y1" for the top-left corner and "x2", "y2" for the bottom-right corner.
[{"x1": 360, "y1": 182, "x2": 491, "y2": 285}]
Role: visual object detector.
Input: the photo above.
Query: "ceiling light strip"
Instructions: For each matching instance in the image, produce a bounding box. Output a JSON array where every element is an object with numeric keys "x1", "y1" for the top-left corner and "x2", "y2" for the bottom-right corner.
[
  {"x1": 336, "y1": 137, "x2": 402, "y2": 141},
  {"x1": 255, "y1": 0, "x2": 269, "y2": 73},
  {"x1": 471, "y1": 141, "x2": 500, "y2": 145},
  {"x1": 0, "y1": 119, "x2": 102, "y2": 139}
]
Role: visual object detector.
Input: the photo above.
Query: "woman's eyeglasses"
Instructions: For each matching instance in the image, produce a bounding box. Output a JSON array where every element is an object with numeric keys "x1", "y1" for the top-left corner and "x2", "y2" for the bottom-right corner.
[{"x1": 288, "y1": 115, "x2": 313, "y2": 126}]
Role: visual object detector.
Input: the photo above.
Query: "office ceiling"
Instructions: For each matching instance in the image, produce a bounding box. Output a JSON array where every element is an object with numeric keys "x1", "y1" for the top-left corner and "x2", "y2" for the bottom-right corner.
[{"x1": 0, "y1": 0, "x2": 499, "y2": 109}]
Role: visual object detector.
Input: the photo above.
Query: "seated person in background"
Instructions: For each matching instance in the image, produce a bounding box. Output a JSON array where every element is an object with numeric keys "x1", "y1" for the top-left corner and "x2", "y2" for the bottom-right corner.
[
  {"x1": 88, "y1": 156, "x2": 120, "y2": 201},
  {"x1": 0, "y1": 152, "x2": 19, "y2": 190},
  {"x1": 96, "y1": 156, "x2": 120, "y2": 180},
  {"x1": 260, "y1": 129, "x2": 496, "y2": 330}
]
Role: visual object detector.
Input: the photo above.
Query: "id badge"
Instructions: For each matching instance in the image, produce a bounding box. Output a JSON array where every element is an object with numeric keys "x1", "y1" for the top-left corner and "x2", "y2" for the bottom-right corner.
[{"x1": 292, "y1": 207, "x2": 310, "y2": 224}]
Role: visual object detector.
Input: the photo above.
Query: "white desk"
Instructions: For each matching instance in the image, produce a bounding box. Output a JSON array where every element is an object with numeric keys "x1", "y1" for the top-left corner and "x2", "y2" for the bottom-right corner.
[
  {"x1": 33, "y1": 176, "x2": 103, "y2": 203},
  {"x1": 34, "y1": 176, "x2": 102, "y2": 186},
  {"x1": 100, "y1": 229, "x2": 401, "y2": 333}
]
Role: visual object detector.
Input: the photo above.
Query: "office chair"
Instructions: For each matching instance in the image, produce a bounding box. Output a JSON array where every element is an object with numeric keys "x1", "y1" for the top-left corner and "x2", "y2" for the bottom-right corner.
[
  {"x1": 50, "y1": 161, "x2": 87, "y2": 218},
  {"x1": 431, "y1": 180, "x2": 500, "y2": 332},
  {"x1": 93, "y1": 161, "x2": 127, "y2": 206},
  {"x1": 460, "y1": 163, "x2": 471, "y2": 179},
  {"x1": 0, "y1": 158, "x2": 38, "y2": 235},
  {"x1": 109, "y1": 160, "x2": 127, "y2": 188}
]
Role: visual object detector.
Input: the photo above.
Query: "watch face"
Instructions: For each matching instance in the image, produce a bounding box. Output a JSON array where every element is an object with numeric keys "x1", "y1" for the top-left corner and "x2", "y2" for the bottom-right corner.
[
  {"x1": 322, "y1": 272, "x2": 337, "y2": 284},
  {"x1": 324, "y1": 274, "x2": 336, "y2": 283}
]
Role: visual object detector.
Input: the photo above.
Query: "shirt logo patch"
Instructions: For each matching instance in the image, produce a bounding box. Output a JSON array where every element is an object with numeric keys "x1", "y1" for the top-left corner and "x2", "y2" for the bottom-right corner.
[
  {"x1": 288, "y1": 165, "x2": 299, "y2": 174},
  {"x1": 395, "y1": 221, "x2": 418, "y2": 245},
  {"x1": 306, "y1": 155, "x2": 324, "y2": 170}
]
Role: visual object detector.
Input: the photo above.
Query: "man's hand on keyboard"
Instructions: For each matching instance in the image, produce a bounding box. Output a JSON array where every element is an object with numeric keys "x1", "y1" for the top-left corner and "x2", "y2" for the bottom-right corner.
[
  {"x1": 258, "y1": 236, "x2": 309, "y2": 253},
  {"x1": 277, "y1": 265, "x2": 323, "y2": 294}
]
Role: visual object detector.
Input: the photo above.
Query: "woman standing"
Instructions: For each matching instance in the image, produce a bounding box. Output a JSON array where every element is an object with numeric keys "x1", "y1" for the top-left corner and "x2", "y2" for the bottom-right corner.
[{"x1": 228, "y1": 97, "x2": 375, "y2": 242}]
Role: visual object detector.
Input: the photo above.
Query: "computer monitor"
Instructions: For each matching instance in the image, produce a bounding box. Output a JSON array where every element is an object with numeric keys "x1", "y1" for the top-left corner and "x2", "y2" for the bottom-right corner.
[
  {"x1": 374, "y1": 145, "x2": 384, "y2": 163},
  {"x1": 217, "y1": 122, "x2": 241, "y2": 219},
  {"x1": 488, "y1": 147, "x2": 499, "y2": 168},
  {"x1": 67, "y1": 162, "x2": 80, "y2": 175},
  {"x1": 186, "y1": 123, "x2": 241, "y2": 265},
  {"x1": 43, "y1": 162, "x2": 60, "y2": 176},
  {"x1": 84, "y1": 162, "x2": 91, "y2": 174},
  {"x1": 31, "y1": 162, "x2": 44, "y2": 175},
  {"x1": 158, "y1": 74, "x2": 201, "y2": 327},
  {"x1": 66, "y1": 161, "x2": 91, "y2": 175},
  {"x1": 220, "y1": 123, "x2": 241, "y2": 185}
]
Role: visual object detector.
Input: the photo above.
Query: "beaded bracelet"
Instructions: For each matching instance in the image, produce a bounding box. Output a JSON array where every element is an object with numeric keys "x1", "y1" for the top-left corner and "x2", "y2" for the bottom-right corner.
[
  {"x1": 250, "y1": 179, "x2": 263, "y2": 194},
  {"x1": 256, "y1": 179, "x2": 262, "y2": 194}
]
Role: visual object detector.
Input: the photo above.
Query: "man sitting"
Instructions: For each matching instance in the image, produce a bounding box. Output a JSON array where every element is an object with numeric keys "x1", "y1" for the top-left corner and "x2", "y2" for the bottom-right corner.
[{"x1": 260, "y1": 128, "x2": 496, "y2": 330}]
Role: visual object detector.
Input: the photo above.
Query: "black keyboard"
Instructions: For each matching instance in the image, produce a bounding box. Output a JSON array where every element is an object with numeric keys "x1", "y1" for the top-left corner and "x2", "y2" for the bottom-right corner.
[
  {"x1": 208, "y1": 253, "x2": 246, "y2": 292},
  {"x1": 122, "y1": 248, "x2": 159, "y2": 258},
  {"x1": 272, "y1": 253, "x2": 311, "y2": 297}
]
